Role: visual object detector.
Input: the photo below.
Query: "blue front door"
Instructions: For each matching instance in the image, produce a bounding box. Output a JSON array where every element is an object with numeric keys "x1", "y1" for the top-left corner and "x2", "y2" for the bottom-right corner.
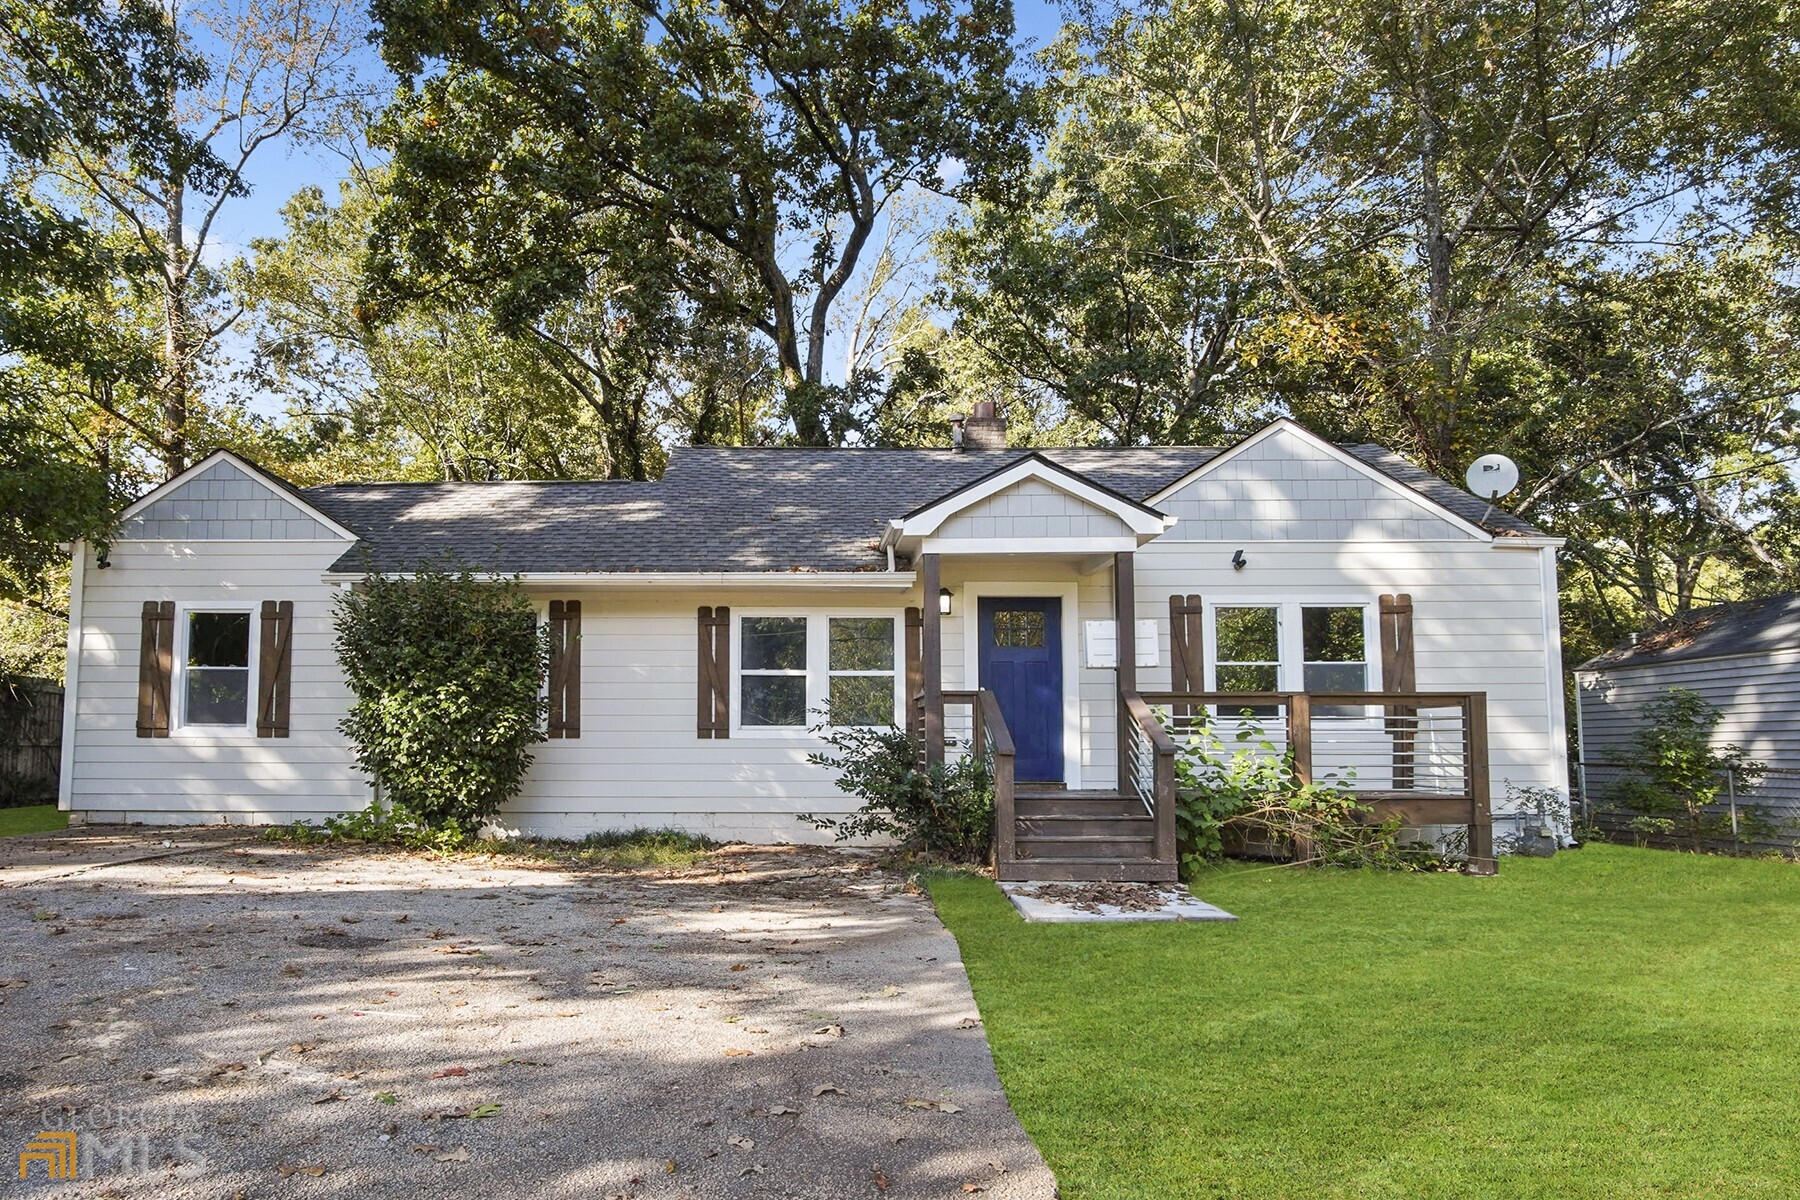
[{"x1": 978, "y1": 597, "x2": 1063, "y2": 782}]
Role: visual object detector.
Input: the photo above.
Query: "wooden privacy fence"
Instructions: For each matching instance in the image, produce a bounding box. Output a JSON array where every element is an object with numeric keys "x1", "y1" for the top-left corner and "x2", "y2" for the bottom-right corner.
[
  {"x1": 1140, "y1": 690, "x2": 1495, "y2": 872},
  {"x1": 0, "y1": 679, "x2": 63, "y2": 804}
]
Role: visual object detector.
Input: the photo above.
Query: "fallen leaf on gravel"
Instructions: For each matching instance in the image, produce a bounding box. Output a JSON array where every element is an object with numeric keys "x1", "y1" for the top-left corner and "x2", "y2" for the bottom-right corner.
[
  {"x1": 727, "y1": 1135, "x2": 754, "y2": 1151},
  {"x1": 411, "y1": 1145, "x2": 442, "y2": 1154},
  {"x1": 208, "y1": 1062, "x2": 247, "y2": 1076},
  {"x1": 277, "y1": 1164, "x2": 327, "y2": 1177},
  {"x1": 813, "y1": 1085, "x2": 846, "y2": 1097},
  {"x1": 435, "y1": 1148, "x2": 471, "y2": 1163},
  {"x1": 729, "y1": 964, "x2": 747, "y2": 972},
  {"x1": 880, "y1": 985, "x2": 903, "y2": 997},
  {"x1": 872, "y1": 1167, "x2": 891, "y2": 1191},
  {"x1": 956, "y1": 1018, "x2": 982, "y2": 1029},
  {"x1": 812, "y1": 1024, "x2": 844, "y2": 1038},
  {"x1": 904, "y1": 1099, "x2": 963, "y2": 1113},
  {"x1": 312, "y1": 1091, "x2": 347, "y2": 1104},
  {"x1": 739, "y1": 1164, "x2": 764, "y2": 1178},
  {"x1": 469, "y1": 1103, "x2": 503, "y2": 1118},
  {"x1": 724, "y1": 1049, "x2": 754, "y2": 1058},
  {"x1": 753, "y1": 1105, "x2": 799, "y2": 1116},
  {"x1": 430, "y1": 1066, "x2": 470, "y2": 1078},
  {"x1": 0, "y1": 980, "x2": 26, "y2": 990},
  {"x1": 963, "y1": 1184, "x2": 986, "y2": 1193}
]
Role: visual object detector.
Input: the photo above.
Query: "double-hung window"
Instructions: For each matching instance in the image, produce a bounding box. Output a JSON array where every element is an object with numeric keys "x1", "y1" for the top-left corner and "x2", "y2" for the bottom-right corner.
[
  {"x1": 180, "y1": 608, "x2": 254, "y2": 730},
  {"x1": 737, "y1": 613, "x2": 900, "y2": 733},
  {"x1": 1207, "y1": 601, "x2": 1374, "y2": 697}
]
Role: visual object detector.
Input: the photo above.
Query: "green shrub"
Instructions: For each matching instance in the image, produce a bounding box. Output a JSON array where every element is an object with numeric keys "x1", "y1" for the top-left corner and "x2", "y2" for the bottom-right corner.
[
  {"x1": 334, "y1": 565, "x2": 548, "y2": 840},
  {"x1": 1172, "y1": 713, "x2": 1416, "y2": 874},
  {"x1": 1607, "y1": 687, "x2": 1769, "y2": 851},
  {"x1": 804, "y1": 725, "x2": 994, "y2": 861}
]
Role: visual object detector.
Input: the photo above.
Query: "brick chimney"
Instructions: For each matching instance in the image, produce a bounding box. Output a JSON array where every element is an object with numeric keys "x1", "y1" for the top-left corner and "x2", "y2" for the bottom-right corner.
[{"x1": 954, "y1": 401, "x2": 1007, "y2": 451}]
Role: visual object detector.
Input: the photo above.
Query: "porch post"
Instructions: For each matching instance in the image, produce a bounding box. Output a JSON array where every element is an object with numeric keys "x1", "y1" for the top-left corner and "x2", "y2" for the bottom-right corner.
[
  {"x1": 921, "y1": 552, "x2": 944, "y2": 766},
  {"x1": 1113, "y1": 551, "x2": 1136, "y2": 782}
]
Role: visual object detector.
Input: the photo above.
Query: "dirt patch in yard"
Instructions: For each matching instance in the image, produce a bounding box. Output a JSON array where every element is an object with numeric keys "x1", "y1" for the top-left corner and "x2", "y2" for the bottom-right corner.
[{"x1": 0, "y1": 834, "x2": 1053, "y2": 1199}]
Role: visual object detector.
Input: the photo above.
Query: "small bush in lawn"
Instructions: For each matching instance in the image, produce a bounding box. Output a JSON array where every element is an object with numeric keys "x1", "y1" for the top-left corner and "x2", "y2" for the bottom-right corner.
[
  {"x1": 804, "y1": 725, "x2": 994, "y2": 862},
  {"x1": 334, "y1": 564, "x2": 548, "y2": 842},
  {"x1": 1607, "y1": 687, "x2": 1769, "y2": 851},
  {"x1": 1173, "y1": 713, "x2": 1415, "y2": 874}
]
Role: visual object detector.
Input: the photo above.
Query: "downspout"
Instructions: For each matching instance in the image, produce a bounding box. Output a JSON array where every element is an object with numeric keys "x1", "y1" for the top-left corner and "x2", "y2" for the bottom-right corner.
[
  {"x1": 1573, "y1": 669, "x2": 1592, "y2": 837},
  {"x1": 57, "y1": 541, "x2": 87, "y2": 814}
]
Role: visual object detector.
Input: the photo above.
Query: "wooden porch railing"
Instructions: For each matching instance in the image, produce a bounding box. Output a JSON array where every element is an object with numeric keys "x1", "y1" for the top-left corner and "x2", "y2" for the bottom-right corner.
[
  {"x1": 1122, "y1": 691, "x2": 1179, "y2": 869},
  {"x1": 941, "y1": 689, "x2": 1017, "y2": 868},
  {"x1": 1138, "y1": 690, "x2": 1495, "y2": 873}
]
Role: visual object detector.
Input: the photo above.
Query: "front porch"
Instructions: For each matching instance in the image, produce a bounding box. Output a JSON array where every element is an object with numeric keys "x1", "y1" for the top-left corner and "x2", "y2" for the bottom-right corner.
[{"x1": 908, "y1": 550, "x2": 1496, "y2": 882}]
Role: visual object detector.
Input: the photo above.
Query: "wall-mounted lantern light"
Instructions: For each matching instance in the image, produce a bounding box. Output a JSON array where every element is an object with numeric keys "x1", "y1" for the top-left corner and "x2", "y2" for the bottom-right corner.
[{"x1": 939, "y1": 587, "x2": 954, "y2": 615}]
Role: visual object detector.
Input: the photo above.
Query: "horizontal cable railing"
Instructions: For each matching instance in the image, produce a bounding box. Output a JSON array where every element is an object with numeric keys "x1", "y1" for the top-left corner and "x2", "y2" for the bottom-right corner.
[{"x1": 1142, "y1": 690, "x2": 1494, "y2": 871}]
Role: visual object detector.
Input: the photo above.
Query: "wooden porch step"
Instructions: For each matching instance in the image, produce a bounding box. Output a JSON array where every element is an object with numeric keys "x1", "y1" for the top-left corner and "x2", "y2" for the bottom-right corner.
[
  {"x1": 1016, "y1": 813, "x2": 1154, "y2": 838},
  {"x1": 1016, "y1": 835, "x2": 1157, "y2": 859},
  {"x1": 1014, "y1": 785, "x2": 1132, "y2": 801},
  {"x1": 998, "y1": 857, "x2": 1180, "y2": 883}
]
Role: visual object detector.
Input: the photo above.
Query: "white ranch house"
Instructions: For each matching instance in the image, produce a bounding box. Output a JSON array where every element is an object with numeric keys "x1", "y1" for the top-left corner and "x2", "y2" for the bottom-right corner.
[{"x1": 60, "y1": 412, "x2": 1569, "y2": 879}]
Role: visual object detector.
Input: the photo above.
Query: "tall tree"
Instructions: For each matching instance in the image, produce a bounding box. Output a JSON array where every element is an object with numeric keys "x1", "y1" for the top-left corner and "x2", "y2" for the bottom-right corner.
[
  {"x1": 0, "y1": 0, "x2": 219, "y2": 610},
  {"x1": 34, "y1": 0, "x2": 371, "y2": 477},
  {"x1": 365, "y1": 0, "x2": 1036, "y2": 444}
]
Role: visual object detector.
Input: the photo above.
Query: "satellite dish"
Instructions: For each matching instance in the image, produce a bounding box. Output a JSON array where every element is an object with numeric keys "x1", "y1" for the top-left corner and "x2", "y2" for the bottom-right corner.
[{"x1": 1465, "y1": 453, "x2": 1520, "y2": 500}]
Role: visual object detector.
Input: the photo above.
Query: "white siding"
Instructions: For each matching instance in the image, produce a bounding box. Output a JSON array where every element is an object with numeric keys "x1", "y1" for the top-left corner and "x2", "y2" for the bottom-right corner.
[
  {"x1": 1158, "y1": 426, "x2": 1480, "y2": 542},
  {"x1": 66, "y1": 538, "x2": 368, "y2": 824},
  {"x1": 1132, "y1": 538, "x2": 1567, "y2": 812}
]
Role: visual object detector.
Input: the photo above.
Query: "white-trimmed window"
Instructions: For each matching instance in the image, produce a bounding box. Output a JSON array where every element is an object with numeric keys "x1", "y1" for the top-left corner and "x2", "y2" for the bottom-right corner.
[
  {"x1": 178, "y1": 607, "x2": 256, "y2": 730},
  {"x1": 1206, "y1": 600, "x2": 1374, "y2": 694},
  {"x1": 735, "y1": 612, "x2": 901, "y2": 733}
]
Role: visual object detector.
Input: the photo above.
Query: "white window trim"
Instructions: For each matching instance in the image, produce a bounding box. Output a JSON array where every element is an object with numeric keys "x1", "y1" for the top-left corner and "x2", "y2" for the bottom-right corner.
[
  {"x1": 172, "y1": 601, "x2": 259, "y2": 736},
  {"x1": 730, "y1": 609, "x2": 905, "y2": 738},
  {"x1": 1203, "y1": 597, "x2": 1379, "y2": 693}
]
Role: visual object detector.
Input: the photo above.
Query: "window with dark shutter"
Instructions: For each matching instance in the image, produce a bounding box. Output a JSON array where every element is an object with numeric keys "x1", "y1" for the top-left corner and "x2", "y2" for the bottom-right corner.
[
  {"x1": 1380, "y1": 593, "x2": 1417, "y2": 788},
  {"x1": 697, "y1": 605, "x2": 730, "y2": 738},
  {"x1": 547, "y1": 600, "x2": 582, "y2": 739},
  {"x1": 256, "y1": 600, "x2": 294, "y2": 738},
  {"x1": 136, "y1": 600, "x2": 175, "y2": 738},
  {"x1": 1168, "y1": 594, "x2": 1205, "y2": 691}
]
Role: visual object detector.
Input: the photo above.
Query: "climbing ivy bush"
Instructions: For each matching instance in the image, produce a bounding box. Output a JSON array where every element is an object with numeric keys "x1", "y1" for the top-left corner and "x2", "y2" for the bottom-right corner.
[{"x1": 335, "y1": 566, "x2": 548, "y2": 841}]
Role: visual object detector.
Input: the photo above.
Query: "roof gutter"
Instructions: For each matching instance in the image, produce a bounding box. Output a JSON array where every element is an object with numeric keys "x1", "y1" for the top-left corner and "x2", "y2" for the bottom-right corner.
[{"x1": 321, "y1": 570, "x2": 918, "y2": 591}]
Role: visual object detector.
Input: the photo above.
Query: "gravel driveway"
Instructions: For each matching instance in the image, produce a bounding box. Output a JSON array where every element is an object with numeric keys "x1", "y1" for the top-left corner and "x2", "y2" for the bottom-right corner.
[{"x1": 0, "y1": 832, "x2": 1055, "y2": 1199}]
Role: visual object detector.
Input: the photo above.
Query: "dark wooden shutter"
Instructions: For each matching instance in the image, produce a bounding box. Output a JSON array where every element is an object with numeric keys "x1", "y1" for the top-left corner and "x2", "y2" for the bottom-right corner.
[
  {"x1": 136, "y1": 600, "x2": 175, "y2": 738},
  {"x1": 1169, "y1": 594, "x2": 1206, "y2": 691},
  {"x1": 547, "y1": 600, "x2": 582, "y2": 739},
  {"x1": 904, "y1": 606, "x2": 923, "y2": 738},
  {"x1": 256, "y1": 600, "x2": 295, "y2": 738},
  {"x1": 1379, "y1": 594, "x2": 1416, "y2": 691},
  {"x1": 1379, "y1": 593, "x2": 1416, "y2": 789},
  {"x1": 697, "y1": 605, "x2": 730, "y2": 738}
]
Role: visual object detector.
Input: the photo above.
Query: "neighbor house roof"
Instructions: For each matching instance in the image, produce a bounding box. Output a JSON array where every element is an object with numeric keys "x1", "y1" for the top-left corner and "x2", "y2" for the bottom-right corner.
[
  {"x1": 301, "y1": 441, "x2": 1547, "y2": 576},
  {"x1": 1580, "y1": 592, "x2": 1800, "y2": 671}
]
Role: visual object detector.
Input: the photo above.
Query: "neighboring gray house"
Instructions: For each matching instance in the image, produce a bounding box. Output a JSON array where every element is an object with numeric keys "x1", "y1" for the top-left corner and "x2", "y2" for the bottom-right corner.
[{"x1": 1576, "y1": 593, "x2": 1800, "y2": 840}]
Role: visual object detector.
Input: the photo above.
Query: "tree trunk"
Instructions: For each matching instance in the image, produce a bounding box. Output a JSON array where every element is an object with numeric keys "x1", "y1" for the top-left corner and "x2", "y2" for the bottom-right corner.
[
  {"x1": 161, "y1": 175, "x2": 191, "y2": 478},
  {"x1": 1412, "y1": 5, "x2": 1456, "y2": 472}
]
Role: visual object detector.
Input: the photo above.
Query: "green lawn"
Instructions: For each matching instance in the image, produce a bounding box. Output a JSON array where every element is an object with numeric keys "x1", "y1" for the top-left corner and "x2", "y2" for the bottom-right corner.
[
  {"x1": 930, "y1": 847, "x2": 1800, "y2": 1200},
  {"x1": 0, "y1": 804, "x2": 68, "y2": 836}
]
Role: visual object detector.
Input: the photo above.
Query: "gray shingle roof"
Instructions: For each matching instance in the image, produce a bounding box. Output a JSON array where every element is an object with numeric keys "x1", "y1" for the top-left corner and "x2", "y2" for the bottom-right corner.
[
  {"x1": 302, "y1": 442, "x2": 1547, "y2": 576},
  {"x1": 1580, "y1": 592, "x2": 1800, "y2": 671}
]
